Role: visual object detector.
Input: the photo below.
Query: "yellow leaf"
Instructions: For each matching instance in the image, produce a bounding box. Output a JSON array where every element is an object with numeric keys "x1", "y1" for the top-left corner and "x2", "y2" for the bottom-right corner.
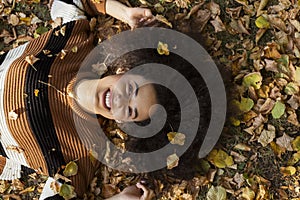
[
  {"x1": 60, "y1": 25, "x2": 66, "y2": 36},
  {"x1": 255, "y1": 16, "x2": 270, "y2": 29},
  {"x1": 157, "y1": 41, "x2": 169, "y2": 56},
  {"x1": 63, "y1": 161, "x2": 78, "y2": 177},
  {"x1": 270, "y1": 141, "x2": 286, "y2": 159},
  {"x1": 167, "y1": 153, "x2": 179, "y2": 169},
  {"x1": 287, "y1": 152, "x2": 300, "y2": 166},
  {"x1": 34, "y1": 89, "x2": 39, "y2": 97},
  {"x1": 167, "y1": 132, "x2": 185, "y2": 145},
  {"x1": 292, "y1": 136, "x2": 300, "y2": 151},
  {"x1": 241, "y1": 187, "x2": 255, "y2": 200},
  {"x1": 280, "y1": 166, "x2": 296, "y2": 176},
  {"x1": 230, "y1": 117, "x2": 240, "y2": 127},
  {"x1": 207, "y1": 149, "x2": 234, "y2": 168},
  {"x1": 71, "y1": 46, "x2": 78, "y2": 53}
]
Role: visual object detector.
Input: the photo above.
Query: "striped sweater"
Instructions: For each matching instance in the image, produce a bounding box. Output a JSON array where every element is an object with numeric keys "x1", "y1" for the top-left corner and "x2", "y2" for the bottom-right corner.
[{"x1": 0, "y1": 0, "x2": 107, "y2": 198}]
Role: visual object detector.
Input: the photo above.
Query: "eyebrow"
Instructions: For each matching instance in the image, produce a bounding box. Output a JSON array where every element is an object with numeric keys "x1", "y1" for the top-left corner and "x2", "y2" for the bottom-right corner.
[{"x1": 132, "y1": 81, "x2": 139, "y2": 119}]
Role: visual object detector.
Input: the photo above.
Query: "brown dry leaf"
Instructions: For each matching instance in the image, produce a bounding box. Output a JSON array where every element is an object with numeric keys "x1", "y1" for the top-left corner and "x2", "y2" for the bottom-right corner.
[
  {"x1": 230, "y1": 151, "x2": 247, "y2": 162},
  {"x1": 258, "y1": 124, "x2": 276, "y2": 147},
  {"x1": 233, "y1": 173, "x2": 245, "y2": 189},
  {"x1": 252, "y1": 114, "x2": 266, "y2": 129},
  {"x1": 25, "y1": 55, "x2": 40, "y2": 71},
  {"x1": 230, "y1": 19, "x2": 250, "y2": 35},
  {"x1": 8, "y1": 14, "x2": 19, "y2": 26},
  {"x1": 207, "y1": 1, "x2": 220, "y2": 17},
  {"x1": 276, "y1": 133, "x2": 294, "y2": 151},
  {"x1": 259, "y1": 98, "x2": 275, "y2": 115},
  {"x1": 60, "y1": 49, "x2": 67, "y2": 60},
  {"x1": 174, "y1": 0, "x2": 190, "y2": 9},
  {"x1": 234, "y1": 143, "x2": 251, "y2": 151},
  {"x1": 266, "y1": 15, "x2": 287, "y2": 31},
  {"x1": 155, "y1": 15, "x2": 172, "y2": 28},
  {"x1": 265, "y1": 59, "x2": 278, "y2": 72},
  {"x1": 210, "y1": 16, "x2": 226, "y2": 32},
  {"x1": 51, "y1": 17, "x2": 62, "y2": 28},
  {"x1": 255, "y1": 28, "x2": 267, "y2": 44},
  {"x1": 60, "y1": 25, "x2": 66, "y2": 36},
  {"x1": 8, "y1": 110, "x2": 18, "y2": 120},
  {"x1": 287, "y1": 110, "x2": 299, "y2": 126},
  {"x1": 257, "y1": 0, "x2": 269, "y2": 16},
  {"x1": 92, "y1": 62, "x2": 108, "y2": 76},
  {"x1": 263, "y1": 43, "x2": 281, "y2": 59},
  {"x1": 167, "y1": 153, "x2": 179, "y2": 169},
  {"x1": 6, "y1": 145, "x2": 24, "y2": 153}
]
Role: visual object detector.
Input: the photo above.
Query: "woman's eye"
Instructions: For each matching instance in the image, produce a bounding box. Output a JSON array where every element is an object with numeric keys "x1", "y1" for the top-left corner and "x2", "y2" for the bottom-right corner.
[
  {"x1": 128, "y1": 106, "x2": 132, "y2": 117},
  {"x1": 128, "y1": 84, "x2": 133, "y2": 95}
]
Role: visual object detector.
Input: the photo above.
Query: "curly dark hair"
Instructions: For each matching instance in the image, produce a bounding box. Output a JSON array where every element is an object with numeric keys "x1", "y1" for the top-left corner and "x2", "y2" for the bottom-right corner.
[{"x1": 107, "y1": 48, "x2": 212, "y2": 179}]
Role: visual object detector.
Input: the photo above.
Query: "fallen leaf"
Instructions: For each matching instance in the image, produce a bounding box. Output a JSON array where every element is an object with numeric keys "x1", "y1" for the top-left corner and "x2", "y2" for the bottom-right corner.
[
  {"x1": 157, "y1": 41, "x2": 170, "y2": 56},
  {"x1": 207, "y1": 149, "x2": 234, "y2": 168},
  {"x1": 210, "y1": 16, "x2": 226, "y2": 32},
  {"x1": 155, "y1": 15, "x2": 172, "y2": 28},
  {"x1": 92, "y1": 62, "x2": 108, "y2": 76},
  {"x1": 287, "y1": 95, "x2": 300, "y2": 110},
  {"x1": 25, "y1": 55, "x2": 39, "y2": 71},
  {"x1": 255, "y1": 16, "x2": 270, "y2": 29},
  {"x1": 280, "y1": 166, "x2": 296, "y2": 176},
  {"x1": 242, "y1": 72, "x2": 263, "y2": 89},
  {"x1": 287, "y1": 152, "x2": 300, "y2": 166},
  {"x1": 167, "y1": 132, "x2": 185, "y2": 146},
  {"x1": 8, "y1": 14, "x2": 19, "y2": 26},
  {"x1": 8, "y1": 110, "x2": 18, "y2": 120},
  {"x1": 257, "y1": 0, "x2": 269, "y2": 16},
  {"x1": 233, "y1": 173, "x2": 245, "y2": 189},
  {"x1": 284, "y1": 82, "x2": 299, "y2": 95},
  {"x1": 271, "y1": 101, "x2": 285, "y2": 119},
  {"x1": 206, "y1": 185, "x2": 227, "y2": 200},
  {"x1": 292, "y1": 136, "x2": 300, "y2": 151},
  {"x1": 270, "y1": 141, "x2": 286, "y2": 159},
  {"x1": 59, "y1": 183, "x2": 76, "y2": 200},
  {"x1": 239, "y1": 97, "x2": 254, "y2": 112},
  {"x1": 34, "y1": 89, "x2": 39, "y2": 97},
  {"x1": 167, "y1": 153, "x2": 179, "y2": 169},
  {"x1": 258, "y1": 124, "x2": 276, "y2": 147},
  {"x1": 241, "y1": 187, "x2": 255, "y2": 200},
  {"x1": 63, "y1": 161, "x2": 78, "y2": 177},
  {"x1": 276, "y1": 133, "x2": 294, "y2": 151},
  {"x1": 234, "y1": 143, "x2": 251, "y2": 151}
]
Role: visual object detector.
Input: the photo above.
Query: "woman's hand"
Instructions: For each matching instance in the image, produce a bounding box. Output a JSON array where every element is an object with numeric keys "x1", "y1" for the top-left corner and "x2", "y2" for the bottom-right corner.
[
  {"x1": 125, "y1": 7, "x2": 155, "y2": 29},
  {"x1": 106, "y1": 182, "x2": 154, "y2": 200},
  {"x1": 106, "y1": 0, "x2": 155, "y2": 30}
]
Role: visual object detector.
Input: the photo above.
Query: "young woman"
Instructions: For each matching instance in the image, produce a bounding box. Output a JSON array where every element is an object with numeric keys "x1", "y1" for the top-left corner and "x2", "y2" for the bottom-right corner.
[{"x1": 0, "y1": 0, "x2": 156, "y2": 199}]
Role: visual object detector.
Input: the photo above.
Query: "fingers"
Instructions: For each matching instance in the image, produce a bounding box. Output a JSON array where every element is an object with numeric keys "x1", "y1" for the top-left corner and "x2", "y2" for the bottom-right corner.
[{"x1": 136, "y1": 182, "x2": 154, "y2": 200}]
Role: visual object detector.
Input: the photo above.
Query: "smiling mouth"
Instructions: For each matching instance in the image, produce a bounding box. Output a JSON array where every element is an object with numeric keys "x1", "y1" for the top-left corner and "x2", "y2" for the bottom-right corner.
[{"x1": 103, "y1": 89, "x2": 111, "y2": 110}]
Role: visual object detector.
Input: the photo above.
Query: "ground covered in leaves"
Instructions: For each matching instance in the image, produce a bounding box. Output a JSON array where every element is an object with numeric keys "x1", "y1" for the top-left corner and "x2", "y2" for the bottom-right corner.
[{"x1": 1, "y1": 0, "x2": 300, "y2": 199}]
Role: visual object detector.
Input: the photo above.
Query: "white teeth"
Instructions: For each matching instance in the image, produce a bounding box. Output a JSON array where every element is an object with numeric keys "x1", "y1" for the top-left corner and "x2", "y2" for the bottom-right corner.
[{"x1": 105, "y1": 91, "x2": 111, "y2": 109}]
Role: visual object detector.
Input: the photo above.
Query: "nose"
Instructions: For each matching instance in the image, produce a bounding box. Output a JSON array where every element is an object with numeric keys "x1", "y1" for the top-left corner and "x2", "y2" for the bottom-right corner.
[{"x1": 113, "y1": 93, "x2": 129, "y2": 109}]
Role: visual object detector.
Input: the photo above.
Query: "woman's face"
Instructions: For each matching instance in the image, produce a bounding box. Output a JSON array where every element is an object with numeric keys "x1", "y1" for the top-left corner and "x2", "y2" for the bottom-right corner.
[{"x1": 75, "y1": 74, "x2": 157, "y2": 122}]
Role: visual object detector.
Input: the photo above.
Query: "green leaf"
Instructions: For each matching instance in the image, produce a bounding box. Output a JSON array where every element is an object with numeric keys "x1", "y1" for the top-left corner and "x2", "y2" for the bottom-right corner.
[
  {"x1": 284, "y1": 82, "x2": 299, "y2": 95},
  {"x1": 63, "y1": 161, "x2": 78, "y2": 177},
  {"x1": 35, "y1": 26, "x2": 49, "y2": 35},
  {"x1": 242, "y1": 72, "x2": 263, "y2": 89},
  {"x1": 206, "y1": 186, "x2": 227, "y2": 200},
  {"x1": 271, "y1": 101, "x2": 285, "y2": 119},
  {"x1": 255, "y1": 16, "x2": 270, "y2": 29},
  {"x1": 239, "y1": 97, "x2": 254, "y2": 112},
  {"x1": 59, "y1": 184, "x2": 76, "y2": 200}
]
